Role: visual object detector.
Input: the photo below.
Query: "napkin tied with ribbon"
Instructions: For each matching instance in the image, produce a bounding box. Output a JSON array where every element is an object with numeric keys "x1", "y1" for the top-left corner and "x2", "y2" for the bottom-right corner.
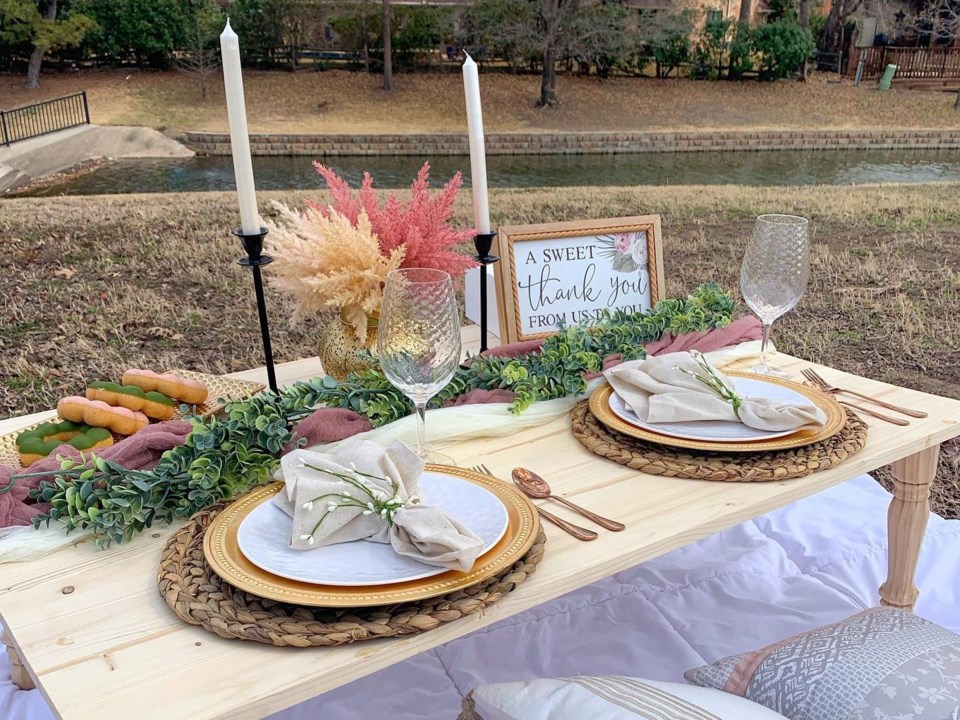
[
  {"x1": 604, "y1": 351, "x2": 827, "y2": 432},
  {"x1": 275, "y1": 441, "x2": 484, "y2": 572}
]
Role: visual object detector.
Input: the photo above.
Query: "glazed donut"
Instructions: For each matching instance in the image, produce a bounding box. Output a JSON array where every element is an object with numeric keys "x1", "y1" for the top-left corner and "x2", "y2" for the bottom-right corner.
[
  {"x1": 121, "y1": 369, "x2": 208, "y2": 405},
  {"x1": 57, "y1": 397, "x2": 149, "y2": 436},
  {"x1": 86, "y1": 381, "x2": 176, "y2": 420},
  {"x1": 15, "y1": 420, "x2": 113, "y2": 467}
]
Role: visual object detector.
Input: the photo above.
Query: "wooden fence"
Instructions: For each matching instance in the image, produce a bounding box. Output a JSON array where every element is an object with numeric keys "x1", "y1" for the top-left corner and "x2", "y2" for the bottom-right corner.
[{"x1": 854, "y1": 46, "x2": 960, "y2": 80}]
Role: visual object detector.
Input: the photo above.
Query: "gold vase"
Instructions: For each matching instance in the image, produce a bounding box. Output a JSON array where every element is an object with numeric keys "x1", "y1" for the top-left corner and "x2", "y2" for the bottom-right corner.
[{"x1": 318, "y1": 310, "x2": 380, "y2": 381}]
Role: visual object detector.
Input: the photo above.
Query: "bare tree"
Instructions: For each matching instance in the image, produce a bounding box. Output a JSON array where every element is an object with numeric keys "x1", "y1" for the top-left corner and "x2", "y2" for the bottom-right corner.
[
  {"x1": 381, "y1": 0, "x2": 393, "y2": 90},
  {"x1": 640, "y1": 2, "x2": 698, "y2": 78},
  {"x1": 465, "y1": 0, "x2": 628, "y2": 107},
  {"x1": 909, "y1": 0, "x2": 960, "y2": 45},
  {"x1": 177, "y1": 43, "x2": 221, "y2": 101},
  {"x1": 176, "y1": 1, "x2": 223, "y2": 101},
  {"x1": 905, "y1": 0, "x2": 960, "y2": 108},
  {"x1": 821, "y1": 0, "x2": 864, "y2": 53}
]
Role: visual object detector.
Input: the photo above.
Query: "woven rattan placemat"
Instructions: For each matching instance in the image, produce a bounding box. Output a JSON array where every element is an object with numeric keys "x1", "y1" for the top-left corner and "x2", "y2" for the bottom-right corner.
[
  {"x1": 159, "y1": 503, "x2": 546, "y2": 647},
  {"x1": 571, "y1": 401, "x2": 867, "y2": 482}
]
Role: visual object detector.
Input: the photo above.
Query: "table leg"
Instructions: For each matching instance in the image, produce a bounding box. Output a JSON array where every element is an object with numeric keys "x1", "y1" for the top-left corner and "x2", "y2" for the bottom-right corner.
[
  {"x1": 1, "y1": 628, "x2": 35, "y2": 691},
  {"x1": 879, "y1": 444, "x2": 939, "y2": 612}
]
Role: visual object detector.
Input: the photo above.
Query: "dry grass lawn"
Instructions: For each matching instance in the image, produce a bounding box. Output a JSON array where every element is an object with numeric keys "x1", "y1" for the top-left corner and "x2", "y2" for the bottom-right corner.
[
  {"x1": 1, "y1": 183, "x2": 959, "y2": 514},
  {"x1": 2, "y1": 68, "x2": 959, "y2": 136}
]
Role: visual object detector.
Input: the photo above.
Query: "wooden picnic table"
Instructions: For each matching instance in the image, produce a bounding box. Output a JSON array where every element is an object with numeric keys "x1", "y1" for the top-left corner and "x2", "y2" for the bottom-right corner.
[{"x1": 1, "y1": 326, "x2": 958, "y2": 719}]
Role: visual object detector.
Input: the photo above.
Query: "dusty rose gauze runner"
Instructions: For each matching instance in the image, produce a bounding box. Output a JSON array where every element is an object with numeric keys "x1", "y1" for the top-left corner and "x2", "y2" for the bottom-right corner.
[
  {"x1": 0, "y1": 420, "x2": 192, "y2": 528},
  {"x1": 291, "y1": 316, "x2": 762, "y2": 446}
]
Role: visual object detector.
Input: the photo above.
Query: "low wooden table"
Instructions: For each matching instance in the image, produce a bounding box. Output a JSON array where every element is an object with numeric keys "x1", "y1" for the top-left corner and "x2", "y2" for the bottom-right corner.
[{"x1": 1, "y1": 333, "x2": 959, "y2": 720}]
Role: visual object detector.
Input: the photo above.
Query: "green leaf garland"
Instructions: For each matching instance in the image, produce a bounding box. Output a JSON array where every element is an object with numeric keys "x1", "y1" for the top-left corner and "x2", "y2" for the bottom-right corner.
[{"x1": 22, "y1": 283, "x2": 734, "y2": 547}]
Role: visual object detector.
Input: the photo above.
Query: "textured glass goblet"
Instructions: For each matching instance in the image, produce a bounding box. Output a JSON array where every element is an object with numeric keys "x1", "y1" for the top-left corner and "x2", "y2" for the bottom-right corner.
[
  {"x1": 377, "y1": 268, "x2": 461, "y2": 461},
  {"x1": 740, "y1": 214, "x2": 810, "y2": 377}
]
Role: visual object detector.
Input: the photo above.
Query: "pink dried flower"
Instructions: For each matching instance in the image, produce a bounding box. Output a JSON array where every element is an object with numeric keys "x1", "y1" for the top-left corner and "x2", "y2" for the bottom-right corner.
[
  {"x1": 614, "y1": 234, "x2": 633, "y2": 254},
  {"x1": 311, "y1": 162, "x2": 478, "y2": 283}
]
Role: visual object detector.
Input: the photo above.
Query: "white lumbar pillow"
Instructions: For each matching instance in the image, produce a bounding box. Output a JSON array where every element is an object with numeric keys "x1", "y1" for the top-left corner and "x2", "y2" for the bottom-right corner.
[{"x1": 469, "y1": 676, "x2": 789, "y2": 720}]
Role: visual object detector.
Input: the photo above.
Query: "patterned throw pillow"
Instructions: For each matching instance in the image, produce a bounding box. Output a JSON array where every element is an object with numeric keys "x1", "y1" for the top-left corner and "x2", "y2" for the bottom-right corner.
[
  {"x1": 685, "y1": 607, "x2": 960, "y2": 720},
  {"x1": 459, "y1": 676, "x2": 788, "y2": 720}
]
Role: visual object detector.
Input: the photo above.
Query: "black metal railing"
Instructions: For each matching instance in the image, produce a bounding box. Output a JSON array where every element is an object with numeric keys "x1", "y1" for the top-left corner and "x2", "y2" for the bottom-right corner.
[{"x1": 0, "y1": 91, "x2": 90, "y2": 146}]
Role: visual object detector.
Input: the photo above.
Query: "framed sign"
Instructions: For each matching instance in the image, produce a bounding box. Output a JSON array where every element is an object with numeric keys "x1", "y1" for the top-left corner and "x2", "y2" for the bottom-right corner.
[{"x1": 494, "y1": 216, "x2": 665, "y2": 344}]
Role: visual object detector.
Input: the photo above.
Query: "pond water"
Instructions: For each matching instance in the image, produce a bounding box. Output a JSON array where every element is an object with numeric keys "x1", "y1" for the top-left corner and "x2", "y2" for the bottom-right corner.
[{"x1": 20, "y1": 147, "x2": 960, "y2": 195}]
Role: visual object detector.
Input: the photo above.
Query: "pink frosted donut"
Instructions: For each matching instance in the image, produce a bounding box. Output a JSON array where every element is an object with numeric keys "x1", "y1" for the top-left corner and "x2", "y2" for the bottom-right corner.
[
  {"x1": 121, "y1": 369, "x2": 208, "y2": 405},
  {"x1": 57, "y1": 397, "x2": 149, "y2": 436}
]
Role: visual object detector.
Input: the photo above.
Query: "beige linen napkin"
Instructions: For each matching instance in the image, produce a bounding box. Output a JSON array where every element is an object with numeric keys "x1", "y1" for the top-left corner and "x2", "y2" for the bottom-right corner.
[
  {"x1": 604, "y1": 351, "x2": 827, "y2": 432},
  {"x1": 274, "y1": 440, "x2": 484, "y2": 572}
]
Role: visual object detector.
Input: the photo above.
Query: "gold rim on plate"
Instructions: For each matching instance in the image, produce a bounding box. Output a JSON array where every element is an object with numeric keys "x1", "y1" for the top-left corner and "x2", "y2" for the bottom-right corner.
[
  {"x1": 0, "y1": 370, "x2": 265, "y2": 470},
  {"x1": 202, "y1": 464, "x2": 541, "y2": 608},
  {"x1": 589, "y1": 372, "x2": 846, "y2": 453}
]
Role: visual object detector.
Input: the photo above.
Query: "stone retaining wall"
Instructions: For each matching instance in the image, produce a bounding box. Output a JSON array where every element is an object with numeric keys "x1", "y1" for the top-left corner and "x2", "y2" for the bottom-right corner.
[{"x1": 184, "y1": 129, "x2": 960, "y2": 156}]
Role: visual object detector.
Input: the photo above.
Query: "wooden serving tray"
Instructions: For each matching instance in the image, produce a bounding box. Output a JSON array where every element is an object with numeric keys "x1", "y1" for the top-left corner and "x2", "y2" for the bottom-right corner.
[{"x1": 0, "y1": 370, "x2": 265, "y2": 470}]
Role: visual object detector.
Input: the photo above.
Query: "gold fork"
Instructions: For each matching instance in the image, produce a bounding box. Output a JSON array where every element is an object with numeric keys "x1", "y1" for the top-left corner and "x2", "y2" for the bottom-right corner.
[
  {"x1": 801, "y1": 369, "x2": 910, "y2": 426},
  {"x1": 470, "y1": 465, "x2": 598, "y2": 541}
]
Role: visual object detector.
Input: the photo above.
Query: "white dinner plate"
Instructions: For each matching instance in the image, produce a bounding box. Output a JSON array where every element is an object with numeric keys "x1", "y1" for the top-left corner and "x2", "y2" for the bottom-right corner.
[
  {"x1": 607, "y1": 376, "x2": 808, "y2": 442},
  {"x1": 236, "y1": 469, "x2": 510, "y2": 587}
]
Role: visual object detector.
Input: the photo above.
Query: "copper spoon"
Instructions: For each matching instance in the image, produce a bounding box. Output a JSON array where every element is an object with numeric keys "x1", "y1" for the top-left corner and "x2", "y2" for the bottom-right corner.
[{"x1": 512, "y1": 468, "x2": 625, "y2": 532}]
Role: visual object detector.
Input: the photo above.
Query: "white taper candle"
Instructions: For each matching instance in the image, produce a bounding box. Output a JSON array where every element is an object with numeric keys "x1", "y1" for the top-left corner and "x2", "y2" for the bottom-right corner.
[
  {"x1": 220, "y1": 20, "x2": 260, "y2": 235},
  {"x1": 462, "y1": 53, "x2": 491, "y2": 234}
]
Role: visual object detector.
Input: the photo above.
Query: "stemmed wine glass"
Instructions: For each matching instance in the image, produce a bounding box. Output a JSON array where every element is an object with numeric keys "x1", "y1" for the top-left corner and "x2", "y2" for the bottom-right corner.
[
  {"x1": 377, "y1": 268, "x2": 462, "y2": 462},
  {"x1": 740, "y1": 214, "x2": 810, "y2": 377}
]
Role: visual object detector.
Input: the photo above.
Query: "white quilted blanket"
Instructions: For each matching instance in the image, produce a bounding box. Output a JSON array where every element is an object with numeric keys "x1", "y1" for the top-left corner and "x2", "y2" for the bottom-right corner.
[{"x1": 4, "y1": 473, "x2": 959, "y2": 720}]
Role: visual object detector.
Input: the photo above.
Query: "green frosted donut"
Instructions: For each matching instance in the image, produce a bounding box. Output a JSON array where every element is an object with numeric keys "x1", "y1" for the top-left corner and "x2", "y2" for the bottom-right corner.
[
  {"x1": 87, "y1": 381, "x2": 175, "y2": 406},
  {"x1": 16, "y1": 421, "x2": 114, "y2": 459}
]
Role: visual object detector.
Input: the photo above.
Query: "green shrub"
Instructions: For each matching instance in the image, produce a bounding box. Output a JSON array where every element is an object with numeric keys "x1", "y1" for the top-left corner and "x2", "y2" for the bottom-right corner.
[
  {"x1": 692, "y1": 17, "x2": 733, "y2": 79},
  {"x1": 75, "y1": 0, "x2": 196, "y2": 67},
  {"x1": 809, "y1": 12, "x2": 828, "y2": 50},
  {"x1": 751, "y1": 19, "x2": 816, "y2": 79},
  {"x1": 652, "y1": 33, "x2": 690, "y2": 78}
]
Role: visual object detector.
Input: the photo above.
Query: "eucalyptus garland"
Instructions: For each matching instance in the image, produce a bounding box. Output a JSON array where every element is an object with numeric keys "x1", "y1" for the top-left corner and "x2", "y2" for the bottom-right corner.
[{"x1": 24, "y1": 283, "x2": 734, "y2": 547}]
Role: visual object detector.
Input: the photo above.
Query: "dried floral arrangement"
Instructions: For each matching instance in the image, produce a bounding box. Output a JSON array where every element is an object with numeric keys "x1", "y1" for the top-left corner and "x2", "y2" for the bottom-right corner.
[
  {"x1": 266, "y1": 162, "x2": 477, "y2": 341},
  {"x1": 266, "y1": 208, "x2": 404, "y2": 341}
]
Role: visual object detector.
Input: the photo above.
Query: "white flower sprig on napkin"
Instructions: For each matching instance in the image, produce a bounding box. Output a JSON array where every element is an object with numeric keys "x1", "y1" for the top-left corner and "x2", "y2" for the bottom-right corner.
[
  {"x1": 274, "y1": 441, "x2": 484, "y2": 572},
  {"x1": 674, "y1": 350, "x2": 743, "y2": 413},
  {"x1": 604, "y1": 350, "x2": 828, "y2": 432},
  {"x1": 297, "y1": 461, "x2": 412, "y2": 546}
]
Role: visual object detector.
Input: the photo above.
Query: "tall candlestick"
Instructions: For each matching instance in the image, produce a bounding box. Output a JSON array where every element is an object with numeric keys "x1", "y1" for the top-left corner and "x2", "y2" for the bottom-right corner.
[
  {"x1": 220, "y1": 20, "x2": 260, "y2": 235},
  {"x1": 462, "y1": 53, "x2": 491, "y2": 234}
]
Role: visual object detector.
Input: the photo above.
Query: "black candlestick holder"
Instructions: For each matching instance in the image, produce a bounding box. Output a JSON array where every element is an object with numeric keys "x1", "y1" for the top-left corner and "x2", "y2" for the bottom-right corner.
[
  {"x1": 473, "y1": 231, "x2": 499, "y2": 353},
  {"x1": 235, "y1": 226, "x2": 278, "y2": 394}
]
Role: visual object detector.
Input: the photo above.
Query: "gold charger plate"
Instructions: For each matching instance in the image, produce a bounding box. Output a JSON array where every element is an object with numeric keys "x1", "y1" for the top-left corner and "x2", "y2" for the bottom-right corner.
[
  {"x1": 589, "y1": 372, "x2": 846, "y2": 453},
  {"x1": 203, "y1": 465, "x2": 541, "y2": 608},
  {"x1": 0, "y1": 369, "x2": 265, "y2": 470}
]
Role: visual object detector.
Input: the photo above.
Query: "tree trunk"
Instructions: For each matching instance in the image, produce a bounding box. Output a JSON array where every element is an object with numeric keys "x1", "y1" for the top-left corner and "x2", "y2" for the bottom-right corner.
[
  {"x1": 799, "y1": 0, "x2": 810, "y2": 80},
  {"x1": 381, "y1": 0, "x2": 393, "y2": 91},
  {"x1": 539, "y1": 46, "x2": 558, "y2": 106},
  {"x1": 26, "y1": 0, "x2": 59, "y2": 89},
  {"x1": 731, "y1": 0, "x2": 752, "y2": 79},
  {"x1": 822, "y1": 0, "x2": 849, "y2": 53}
]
